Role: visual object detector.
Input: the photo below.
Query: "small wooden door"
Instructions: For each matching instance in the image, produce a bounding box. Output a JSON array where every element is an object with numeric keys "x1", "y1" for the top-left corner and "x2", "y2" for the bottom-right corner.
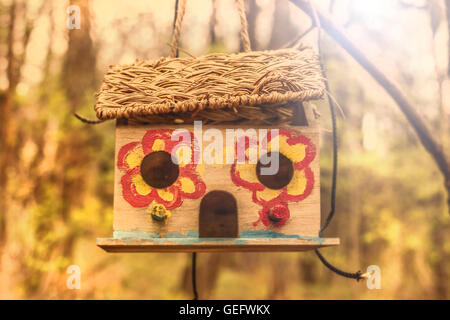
[{"x1": 199, "y1": 191, "x2": 238, "y2": 238}]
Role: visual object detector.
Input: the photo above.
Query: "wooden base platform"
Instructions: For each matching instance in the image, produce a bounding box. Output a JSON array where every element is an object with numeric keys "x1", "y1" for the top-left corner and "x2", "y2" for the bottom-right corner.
[{"x1": 97, "y1": 237, "x2": 339, "y2": 252}]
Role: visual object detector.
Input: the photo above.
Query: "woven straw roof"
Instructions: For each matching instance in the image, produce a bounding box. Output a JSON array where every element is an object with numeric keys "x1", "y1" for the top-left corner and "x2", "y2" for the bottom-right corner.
[{"x1": 94, "y1": 47, "x2": 325, "y2": 121}]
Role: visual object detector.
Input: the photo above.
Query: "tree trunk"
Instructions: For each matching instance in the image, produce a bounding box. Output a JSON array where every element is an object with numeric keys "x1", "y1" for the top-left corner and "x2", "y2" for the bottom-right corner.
[
  {"x1": 430, "y1": 217, "x2": 450, "y2": 298},
  {"x1": 246, "y1": 0, "x2": 259, "y2": 50},
  {"x1": 268, "y1": 0, "x2": 298, "y2": 49},
  {"x1": 0, "y1": 0, "x2": 18, "y2": 250},
  {"x1": 57, "y1": 0, "x2": 97, "y2": 260},
  {"x1": 209, "y1": 0, "x2": 217, "y2": 45}
]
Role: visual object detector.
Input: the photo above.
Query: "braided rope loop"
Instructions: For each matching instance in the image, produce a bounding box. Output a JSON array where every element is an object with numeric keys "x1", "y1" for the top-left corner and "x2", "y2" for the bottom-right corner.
[
  {"x1": 236, "y1": 0, "x2": 251, "y2": 52},
  {"x1": 169, "y1": 0, "x2": 187, "y2": 58}
]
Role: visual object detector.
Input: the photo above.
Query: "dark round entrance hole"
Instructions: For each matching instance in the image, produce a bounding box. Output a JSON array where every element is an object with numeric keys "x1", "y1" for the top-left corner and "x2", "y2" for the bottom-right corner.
[
  {"x1": 140, "y1": 151, "x2": 179, "y2": 189},
  {"x1": 256, "y1": 152, "x2": 294, "y2": 190}
]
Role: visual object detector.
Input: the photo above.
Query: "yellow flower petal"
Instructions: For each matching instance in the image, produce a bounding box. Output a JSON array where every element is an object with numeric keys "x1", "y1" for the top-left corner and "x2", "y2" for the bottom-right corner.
[
  {"x1": 179, "y1": 177, "x2": 195, "y2": 194},
  {"x1": 157, "y1": 188, "x2": 174, "y2": 202},
  {"x1": 152, "y1": 139, "x2": 165, "y2": 152},
  {"x1": 126, "y1": 146, "x2": 144, "y2": 169},
  {"x1": 132, "y1": 174, "x2": 152, "y2": 195},
  {"x1": 197, "y1": 162, "x2": 206, "y2": 176},
  {"x1": 287, "y1": 169, "x2": 307, "y2": 196},
  {"x1": 235, "y1": 163, "x2": 259, "y2": 184},
  {"x1": 269, "y1": 135, "x2": 306, "y2": 163},
  {"x1": 256, "y1": 188, "x2": 282, "y2": 202}
]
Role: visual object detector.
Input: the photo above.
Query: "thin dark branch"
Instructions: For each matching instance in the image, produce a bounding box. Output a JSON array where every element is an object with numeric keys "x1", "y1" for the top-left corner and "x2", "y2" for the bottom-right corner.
[
  {"x1": 285, "y1": 24, "x2": 315, "y2": 48},
  {"x1": 289, "y1": 0, "x2": 450, "y2": 211}
]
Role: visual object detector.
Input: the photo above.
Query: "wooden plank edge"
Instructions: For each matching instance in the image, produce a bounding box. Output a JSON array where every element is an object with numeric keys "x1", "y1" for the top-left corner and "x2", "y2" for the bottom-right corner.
[{"x1": 96, "y1": 237, "x2": 339, "y2": 253}]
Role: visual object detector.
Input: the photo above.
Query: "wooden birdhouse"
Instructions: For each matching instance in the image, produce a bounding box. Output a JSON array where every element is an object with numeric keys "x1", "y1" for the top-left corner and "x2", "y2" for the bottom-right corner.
[{"x1": 95, "y1": 3, "x2": 339, "y2": 253}]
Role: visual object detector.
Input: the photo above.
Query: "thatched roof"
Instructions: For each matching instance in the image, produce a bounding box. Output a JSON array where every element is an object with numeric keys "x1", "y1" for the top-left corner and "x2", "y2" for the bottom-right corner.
[{"x1": 94, "y1": 47, "x2": 325, "y2": 122}]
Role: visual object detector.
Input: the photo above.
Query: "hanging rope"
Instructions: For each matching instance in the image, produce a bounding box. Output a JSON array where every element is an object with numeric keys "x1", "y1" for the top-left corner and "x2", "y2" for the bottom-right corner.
[
  {"x1": 315, "y1": 250, "x2": 364, "y2": 280},
  {"x1": 170, "y1": 0, "x2": 199, "y2": 300},
  {"x1": 75, "y1": 0, "x2": 186, "y2": 122},
  {"x1": 169, "y1": 0, "x2": 187, "y2": 58},
  {"x1": 236, "y1": 0, "x2": 251, "y2": 52},
  {"x1": 308, "y1": 1, "x2": 367, "y2": 282},
  {"x1": 73, "y1": 112, "x2": 104, "y2": 124},
  {"x1": 192, "y1": 252, "x2": 199, "y2": 300},
  {"x1": 313, "y1": 4, "x2": 336, "y2": 237}
]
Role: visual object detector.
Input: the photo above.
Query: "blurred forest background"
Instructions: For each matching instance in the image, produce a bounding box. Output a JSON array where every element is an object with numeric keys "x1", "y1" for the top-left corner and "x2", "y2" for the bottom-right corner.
[{"x1": 0, "y1": 0, "x2": 449, "y2": 299}]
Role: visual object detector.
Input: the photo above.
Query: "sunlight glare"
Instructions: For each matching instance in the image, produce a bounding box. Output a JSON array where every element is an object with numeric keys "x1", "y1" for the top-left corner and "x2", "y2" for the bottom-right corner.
[{"x1": 351, "y1": 0, "x2": 395, "y2": 29}]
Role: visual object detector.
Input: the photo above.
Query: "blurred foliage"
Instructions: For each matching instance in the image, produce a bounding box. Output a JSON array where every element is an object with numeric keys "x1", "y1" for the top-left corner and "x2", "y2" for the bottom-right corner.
[{"x1": 0, "y1": 0, "x2": 448, "y2": 299}]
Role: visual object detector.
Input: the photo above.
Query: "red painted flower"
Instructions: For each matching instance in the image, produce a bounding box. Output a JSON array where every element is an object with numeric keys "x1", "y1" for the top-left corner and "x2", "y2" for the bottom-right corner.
[
  {"x1": 117, "y1": 129, "x2": 206, "y2": 210},
  {"x1": 230, "y1": 129, "x2": 316, "y2": 227}
]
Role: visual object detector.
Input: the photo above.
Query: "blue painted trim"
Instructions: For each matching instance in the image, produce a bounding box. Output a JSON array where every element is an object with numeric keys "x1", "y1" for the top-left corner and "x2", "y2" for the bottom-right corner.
[
  {"x1": 111, "y1": 229, "x2": 326, "y2": 245},
  {"x1": 240, "y1": 230, "x2": 326, "y2": 244}
]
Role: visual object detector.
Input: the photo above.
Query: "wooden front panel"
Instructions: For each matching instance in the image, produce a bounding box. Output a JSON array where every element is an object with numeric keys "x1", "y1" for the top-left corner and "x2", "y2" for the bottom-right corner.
[{"x1": 109, "y1": 123, "x2": 321, "y2": 243}]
